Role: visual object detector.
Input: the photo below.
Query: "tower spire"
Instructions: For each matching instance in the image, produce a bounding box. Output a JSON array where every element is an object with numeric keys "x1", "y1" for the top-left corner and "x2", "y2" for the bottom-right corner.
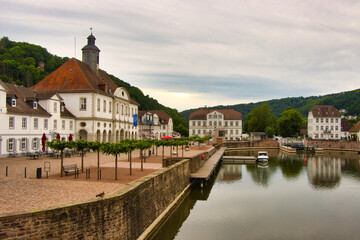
[{"x1": 81, "y1": 30, "x2": 100, "y2": 73}]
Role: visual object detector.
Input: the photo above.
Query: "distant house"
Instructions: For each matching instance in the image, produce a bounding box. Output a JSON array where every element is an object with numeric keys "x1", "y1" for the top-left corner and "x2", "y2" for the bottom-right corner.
[
  {"x1": 341, "y1": 119, "x2": 351, "y2": 140},
  {"x1": 189, "y1": 109, "x2": 242, "y2": 140},
  {"x1": 349, "y1": 121, "x2": 360, "y2": 141},
  {"x1": 307, "y1": 105, "x2": 341, "y2": 140},
  {"x1": 250, "y1": 132, "x2": 266, "y2": 141},
  {"x1": 138, "y1": 110, "x2": 173, "y2": 139}
]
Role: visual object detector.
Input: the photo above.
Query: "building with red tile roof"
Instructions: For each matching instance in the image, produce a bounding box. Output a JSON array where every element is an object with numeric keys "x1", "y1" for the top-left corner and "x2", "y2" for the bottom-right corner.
[
  {"x1": 189, "y1": 108, "x2": 242, "y2": 140},
  {"x1": 138, "y1": 110, "x2": 173, "y2": 139},
  {"x1": 31, "y1": 33, "x2": 139, "y2": 142},
  {"x1": 349, "y1": 121, "x2": 360, "y2": 141},
  {"x1": 307, "y1": 105, "x2": 341, "y2": 140}
]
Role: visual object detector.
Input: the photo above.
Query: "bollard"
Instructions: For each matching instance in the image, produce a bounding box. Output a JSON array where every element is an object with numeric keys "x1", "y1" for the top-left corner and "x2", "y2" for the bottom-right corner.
[
  {"x1": 98, "y1": 169, "x2": 101, "y2": 180},
  {"x1": 86, "y1": 169, "x2": 90, "y2": 179},
  {"x1": 24, "y1": 167, "x2": 27, "y2": 178},
  {"x1": 6, "y1": 166, "x2": 8, "y2": 177}
]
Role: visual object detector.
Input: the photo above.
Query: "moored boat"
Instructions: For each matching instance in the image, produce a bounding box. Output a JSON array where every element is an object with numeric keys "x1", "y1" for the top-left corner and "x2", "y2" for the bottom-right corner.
[{"x1": 257, "y1": 151, "x2": 269, "y2": 162}]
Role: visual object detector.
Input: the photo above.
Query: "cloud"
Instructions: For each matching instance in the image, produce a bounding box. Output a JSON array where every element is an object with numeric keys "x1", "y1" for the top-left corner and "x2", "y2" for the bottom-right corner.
[{"x1": 1, "y1": 0, "x2": 360, "y2": 111}]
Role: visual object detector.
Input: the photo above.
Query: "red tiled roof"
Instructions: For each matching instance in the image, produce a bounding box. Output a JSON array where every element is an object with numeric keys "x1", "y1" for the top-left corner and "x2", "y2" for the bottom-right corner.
[
  {"x1": 138, "y1": 110, "x2": 171, "y2": 124},
  {"x1": 310, "y1": 105, "x2": 341, "y2": 118},
  {"x1": 349, "y1": 121, "x2": 360, "y2": 132},
  {"x1": 4, "y1": 82, "x2": 51, "y2": 117},
  {"x1": 189, "y1": 109, "x2": 242, "y2": 120},
  {"x1": 341, "y1": 119, "x2": 351, "y2": 132}
]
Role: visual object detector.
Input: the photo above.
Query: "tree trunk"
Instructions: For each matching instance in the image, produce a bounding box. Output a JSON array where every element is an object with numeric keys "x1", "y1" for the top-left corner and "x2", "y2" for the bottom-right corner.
[
  {"x1": 115, "y1": 154, "x2": 118, "y2": 180},
  {"x1": 81, "y1": 149, "x2": 84, "y2": 172},
  {"x1": 60, "y1": 150, "x2": 63, "y2": 177}
]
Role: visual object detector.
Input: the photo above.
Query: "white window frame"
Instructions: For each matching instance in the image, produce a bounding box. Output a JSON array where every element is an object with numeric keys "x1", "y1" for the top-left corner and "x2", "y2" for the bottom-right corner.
[
  {"x1": 103, "y1": 100, "x2": 106, "y2": 112},
  {"x1": 54, "y1": 120, "x2": 57, "y2": 130},
  {"x1": 54, "y1": 102, "x2": 57, "y2": 113},
  {"x1": 21, "y1": 138, "x2": 27, "y2": 151},
  {"x1": 22, "y1": 117, "x2": 27, "y2": 129},
  {"x1": 32, "y1": 138, "x2": 38, "y2": 150},
  {"x1": 9, "y1": 117, "x2": 15, "y2": 129},
  {"x1": 8, "y1": 138, "x2": 15, "y2": 152},
  {"x1": 70, "y1": 121, "x2": 73, "y2": 130},
  {"x1": 62, "y1": 120, "x2": 66, "y2": 130},
  {"x1": 80, "y1": 98, "x2": 87, "y2": 111},
  {"x1": 44, "y1": 119, "x2": 48, "y2": 130},
  {"x1": 34, "y1": 118, "x2": 38, "y2": 129}
]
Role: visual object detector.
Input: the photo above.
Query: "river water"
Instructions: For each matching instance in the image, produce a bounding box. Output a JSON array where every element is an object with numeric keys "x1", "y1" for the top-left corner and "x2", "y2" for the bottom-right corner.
[{"x1": 149, "y1": 150, "x2": 360, "y2": 240}]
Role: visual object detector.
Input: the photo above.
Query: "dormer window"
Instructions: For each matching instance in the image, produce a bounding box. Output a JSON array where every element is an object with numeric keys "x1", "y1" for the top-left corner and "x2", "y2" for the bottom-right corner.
[
  {"x1": 33, "y1": 101, "x2": 37, "y2": 109},
  {"x1": 11, "y1": 99, "x2": 16, "y2": 107}
]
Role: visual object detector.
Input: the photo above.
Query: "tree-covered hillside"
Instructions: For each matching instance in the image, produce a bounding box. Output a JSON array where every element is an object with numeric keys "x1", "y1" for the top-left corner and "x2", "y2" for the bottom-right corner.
[
  {"x1": 0, "y1": 37, "x2": 189, "y2": 136},
  {"x1": 180, "y1": 89, "x2": 360, "y2": 122}
]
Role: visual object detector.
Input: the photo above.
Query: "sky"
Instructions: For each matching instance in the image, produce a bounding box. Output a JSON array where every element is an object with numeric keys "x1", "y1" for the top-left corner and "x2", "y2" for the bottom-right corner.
[{"x1": 1, "y1": 0, "x2": 360, "y2": 111}]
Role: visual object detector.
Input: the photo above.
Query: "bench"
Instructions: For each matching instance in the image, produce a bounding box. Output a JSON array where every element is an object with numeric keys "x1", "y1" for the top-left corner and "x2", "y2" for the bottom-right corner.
[{"x1": 63, "y1": 164, "x2": 79, "y2": 176}]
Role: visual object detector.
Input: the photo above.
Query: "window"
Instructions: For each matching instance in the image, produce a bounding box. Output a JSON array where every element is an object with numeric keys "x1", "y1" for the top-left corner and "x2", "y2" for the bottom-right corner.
[
  {"x1": 22, "y1": 118, "x2": 27, "y2": 129},
  {"x1": 316, "y1": 126, "x2": 319, "y2": 130},
  {"x1": 121, "y1": 105, "x2": 124, "y2": 115},
  {"x1": 192, "y1": 129, "x2": 195, "y2": 134},
  {"x1": 335, "y1": 134, "x2": 338, "y2": 138},
  {"x1": 225, "y1": 121, "x2": 228, "y2": 127},
  {"x1": 109, "y1": 102, "x2": 112, "y2": 113},
  {"x1": 236, "y1": 130, "x2": 239, "y2": 134},
  {"x1": 331, "y1": 126, "x2": 333, "y2": 131},
  {"x1": 230, "y1": 121, "x2": 233, "y2": 126},
  {"x1": 80, "y1": 98, "x2": 87, "y2": 111},
  {"x1": 316, "y1": 118, "x2": 319, "y2": 123},
  {"x1": 335, "y1": 126, "x2": 338, "y2": 131},
  {"x1": 330, "y1": 134, "x2": 334, "y2": 139},
  {"x1": 321, "y1": 118, "x2": 324, "y2": 123},
  {"x1": 330, "y1": 119, "x2": 333, "y2": 123},
  {"x1": 62, "y1": 120, "x2": 65, "y2": 130},
  {"x1": 11, "y1": 98, "x2": 16, "y2": 107},
  {"x1": 103, "y1": 100, "x2": 106, "y2": 112},
  {"x1": 325, "y1": 118, "x2": 328, "y2": 123},
  {"x1": 32, "y1": 138, "x2": 38, "y2": 150},
  {"x1": 34, "y1": 118, "x2": 38, "y2": 129},
  {"x1": 335, "y1": 118, "x2": 338, "y2": 123},
  {"x1": 21, "y1": 138, "x2": 27, "y2": 151},
  {"x1": 192, "y1": 121, "x2": 195, "y2": 126},
  {"x1": 209, "y1": 121, "x2": 212, "y2": 126},
  {"x1": 97, "y1": 99, "x2": 100, "y2": 112},
  {"x1": 8, "y1": 138, "x2": 15, "y2": 152},
  {"x1": 9, "y1": 117, "x2": 15, "y2": 129},
  {"x1": 235, "y1": 121, "x2": 238, "y2": 126},
  {"x1": 219, "y1": 121, "x2": 222, "y2": 126},
  {"x1": 70, "y1": 121, "x2": 73, "y2": 130},
  {"x1": 321, "y1": 126, "x2": 324, "y2": 130},
  {"x1": 203, "y1": 121, "x2": 207, "y2": 127},
  {"x1": 44, "y1": 119, "x2": 48, "y2": 130},
  {"x1": 54, "y1": 120, "x2": 57, "y2": 130},
  {"x1": 198, "y1": 129, "x2": 201, "y2": 134},
  {"x1": 33, "y1": 101, "x2": 37, "y2": 109},
  {"x1": 53, "y1": 102, "x2": 57, "y2": 113},
  {"x1": 116, "y1": 103, "x2": 119, "y2": 114},
  {"x1": 209, "y1": 115, "x2": 212, "y2": 119},
  {"x1": 214, "y1": 121, "x2": 217, "y2": 126},
  {"x1": 230, "y1": 129, "x2": 233, "y2": 134}
]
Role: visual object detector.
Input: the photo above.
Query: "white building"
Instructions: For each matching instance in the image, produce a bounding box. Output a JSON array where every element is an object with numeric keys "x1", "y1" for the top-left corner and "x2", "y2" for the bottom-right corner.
[
  {"x1": 349, "y1": 121, "x2": 360, "y2": 141},
  {"x1": 0, "y1": 33, "x2": 139, "y2": 157},
  {"x1": 307, "y1": 105, "x2": 341, "y2": 140},
  {"x1": 138, "y1": 110, "x2": 173, "y2": 139},
  {"x1": 31, "y1": 33, "x2": 139, "y2": 142},
  {"x1": 0, "y1": 80, "x2": 75, "y2": 157},
  {"x1": 189, "y1": 109, "x2": 242, "y2": 140}
]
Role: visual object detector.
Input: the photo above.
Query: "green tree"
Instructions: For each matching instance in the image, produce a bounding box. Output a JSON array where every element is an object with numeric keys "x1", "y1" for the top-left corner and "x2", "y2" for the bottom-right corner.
[
  {"x1": 245, "y1": 103, "x2": 277, "y2": 133},
  {"x1": 278, "y1": 108, "x2": 303, "y2": 137}
]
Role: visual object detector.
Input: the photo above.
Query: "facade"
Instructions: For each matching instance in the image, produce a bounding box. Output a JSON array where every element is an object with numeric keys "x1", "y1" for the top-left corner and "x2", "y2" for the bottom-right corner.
[
  {"x1": 138, "y1": 110, "x2": 173, "y2": 139},
  {"x1": 0, "y1": 33, "x2": 139, "y2": 157},
  {"x1": 349, "y1": 121, "x2": 360, "y2": 141},
  {"x1": 0, "y1": 81, "x2": 75, "y2": 157},
  {"x1": 307, "y1": 105, "x2": 341, "y2": 140},
  {"x1": 189, "y1": 109, "x2": 242, "y2": 140},
  {"x1": 31, "y1": 33, "x2": 139, "y2": 142}
]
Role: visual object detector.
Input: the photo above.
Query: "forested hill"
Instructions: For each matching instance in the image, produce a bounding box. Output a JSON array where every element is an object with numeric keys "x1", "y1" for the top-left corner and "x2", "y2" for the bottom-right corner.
[
  {"x1": 180, "y1": 89, "x2": 360, "y2": 121},
  {"x1": 0, "y1": 37, "x2": 188, "y2": 136}
]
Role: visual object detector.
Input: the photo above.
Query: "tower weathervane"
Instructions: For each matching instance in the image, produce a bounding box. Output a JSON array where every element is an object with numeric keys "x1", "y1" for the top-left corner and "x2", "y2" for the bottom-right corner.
[{"x1": 90, "y1": 27, "x2": 93, "y2": 34}]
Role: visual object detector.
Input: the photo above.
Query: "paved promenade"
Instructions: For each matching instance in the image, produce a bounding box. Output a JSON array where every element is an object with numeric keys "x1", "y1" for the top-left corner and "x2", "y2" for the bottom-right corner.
[{"x1": 0, "y1": 145, "x2": 213, "y2": 215}]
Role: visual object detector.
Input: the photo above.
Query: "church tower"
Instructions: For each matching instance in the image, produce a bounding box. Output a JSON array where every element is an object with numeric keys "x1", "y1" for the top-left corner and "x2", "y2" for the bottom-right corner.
[{"x1": 82, "y1": 31, "x2": 100, "y2": 73}]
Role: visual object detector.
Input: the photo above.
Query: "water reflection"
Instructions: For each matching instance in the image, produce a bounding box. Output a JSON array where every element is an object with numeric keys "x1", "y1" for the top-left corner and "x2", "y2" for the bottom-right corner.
[
  {"x1": 150, "y1": 151, "x2": 360, "y2": 240},
  {"x1": 307, "y1": 156, "x2": 341, "y2": 189},
  {"x1": 217, "y1": 164, "x2": 242, "y2": 183}
]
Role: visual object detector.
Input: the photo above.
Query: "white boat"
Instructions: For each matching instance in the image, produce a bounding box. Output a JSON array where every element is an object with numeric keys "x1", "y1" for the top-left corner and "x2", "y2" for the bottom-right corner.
[{"x1": 257, "y1": 151, "x2": 269, "y2": 162}]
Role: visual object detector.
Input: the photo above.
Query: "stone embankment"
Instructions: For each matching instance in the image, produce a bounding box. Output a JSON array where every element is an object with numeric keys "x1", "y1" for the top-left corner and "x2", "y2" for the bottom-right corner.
[{"x1": 0, "y1": 147, "x2": 216, "y2": 240}]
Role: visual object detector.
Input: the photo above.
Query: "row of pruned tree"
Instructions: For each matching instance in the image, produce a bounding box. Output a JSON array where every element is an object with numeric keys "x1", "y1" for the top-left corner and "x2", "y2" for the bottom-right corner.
[{"x1": 46, "y1": 136, "x2": 212, "y2": 180}]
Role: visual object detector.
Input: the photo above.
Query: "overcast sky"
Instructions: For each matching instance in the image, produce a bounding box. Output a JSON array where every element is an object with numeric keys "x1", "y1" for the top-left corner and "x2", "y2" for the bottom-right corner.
[{"x1": 1, "y1": 0, "x2": 360, "y2": 111}]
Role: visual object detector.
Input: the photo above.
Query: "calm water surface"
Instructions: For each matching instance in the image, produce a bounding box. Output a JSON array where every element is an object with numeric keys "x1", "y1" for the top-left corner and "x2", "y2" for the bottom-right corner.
[{"x1": 149, "y1": 151, "x2": 360, "y2": 240}]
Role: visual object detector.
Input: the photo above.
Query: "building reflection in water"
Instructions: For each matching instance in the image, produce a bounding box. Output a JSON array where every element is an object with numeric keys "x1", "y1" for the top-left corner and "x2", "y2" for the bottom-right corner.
[
  {"x1": 307, "y1": 156, "x2": 341, "y2": 189},
  {"x1": 217, "y1": 164, "x2": 242, "y2": 183}
]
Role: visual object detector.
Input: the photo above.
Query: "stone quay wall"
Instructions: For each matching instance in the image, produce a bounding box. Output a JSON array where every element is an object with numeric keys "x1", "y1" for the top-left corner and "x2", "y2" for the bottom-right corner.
[
  {"x1": 163, "y1": 147, "x2": 217, "y2": 172},
  {"x1": 313, "y1": 140, "x2": 360, "y2": 151},
  {"x1": 224, "y1": 139, "x2": 279, "y2": 149},
  {"x1": 0, "y1": 159, "x2": 193, "y2": 240}
]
